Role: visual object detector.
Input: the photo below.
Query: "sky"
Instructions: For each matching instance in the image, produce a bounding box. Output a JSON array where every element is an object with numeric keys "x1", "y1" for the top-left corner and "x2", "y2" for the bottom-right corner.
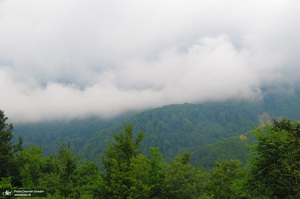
[{"x1": 1, "y1": 0, "x2": 300, "y2": 123}]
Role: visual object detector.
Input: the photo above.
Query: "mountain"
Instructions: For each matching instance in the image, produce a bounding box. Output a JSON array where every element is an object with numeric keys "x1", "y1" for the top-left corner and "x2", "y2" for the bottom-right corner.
[
  {"x1": 80, "y1": 91, "x2": 300, "y2": 163},
  {"x1": 12, "y1": 89, "x2": 300, "y2": 164},
  {"x1": 79, "y1": 101, "x2": 258, "y2": 163}
]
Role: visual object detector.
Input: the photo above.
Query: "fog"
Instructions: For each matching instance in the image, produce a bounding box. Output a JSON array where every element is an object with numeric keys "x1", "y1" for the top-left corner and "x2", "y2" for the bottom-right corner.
[{"x1": 1, "y1": 0, "x2": 299, "y2": 123}]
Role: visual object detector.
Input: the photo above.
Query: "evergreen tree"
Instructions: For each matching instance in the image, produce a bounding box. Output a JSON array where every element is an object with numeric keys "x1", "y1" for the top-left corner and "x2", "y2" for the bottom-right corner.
[
  {"x1": 0, "y1": 110, "x2": 23, "y2": 186},
  {"x1": 0, "y1": 110, "x2": 15, "y2": 178},
  {"x1": 56, "y1": 139, "x2": 78, "y2": 197}
]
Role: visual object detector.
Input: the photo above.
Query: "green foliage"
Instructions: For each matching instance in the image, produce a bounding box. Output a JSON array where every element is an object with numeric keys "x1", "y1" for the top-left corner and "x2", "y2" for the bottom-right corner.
[
  {"x1": 106, "y1": 155, "x2": 152, "y2": 199},
  {"x1": 190, "y1": 131, "x2": 256, "y2": 168},
  {"x1": 147, "y1": 147, "x2": 166, "y2": 198},
  {"x1": 20, "y1": 164, "x2": 34, "y2": 188},
  {"x1": 0, "y1": 110, "x2": 103, "y2": 198},
  {"x1": 0, "y1": 177, "x2": 12, "y2": 190},
  {"x1": 101, "y1": 123, "x2": 153, "y2": 198},
  {"x1": 82, "y1": 93, "x2": 300, "y2": 163},
  {"x1": 249, "y1": 119, "x2": 300, "y2": 198},
  {"x1": 120, "y1": 102, "x2": 260, "y2": 159},
  {"x1": 13, "y1": 116, "x2": 125, "y2": 157},
  {"x1": 0, "y1": 110, "x2": 23, "y2": 187},
  {"x1": 17, "y1": 145, "x2": 44, "y2": 188},
  {"x1": 51, "y1": 139, "x2": 78, "y2": 197},
  {"x1": 12, "y1": 91, "x2": 300, "y2": 165},
  {"x1": 101, "y1": 123, "x2": 144, "y2": 167},
  {"x1": 0, "y1": 110, "x2": 21, "y2": 178},
  {"x1": 209, "y1": 159, "x2": 247, "y2": 199},
  {"x1": 66, "y1": 161, "x2": 103, "y2": 198},
  {"x1": 0, "y1": 110, "x2": 14, "y2": 175},
  {"x1": 164, "y1": 152, "x2": 210, "y2": 199},
  {"x1": 4, "y1": 100, "x2": 300, "y2": 198},
  {"x1": 36, "y1": 140, "x2": 102, "y2": 198},
  {"x1": 57, "y1": 140, "x2": 78, "y2": 184}
]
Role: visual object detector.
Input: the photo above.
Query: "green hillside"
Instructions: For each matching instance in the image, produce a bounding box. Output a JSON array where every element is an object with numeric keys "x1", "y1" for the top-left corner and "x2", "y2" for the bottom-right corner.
[
  {"x1": 189, "y1": 130, "x2": 256, "y2": 168},
  {"x1": 13, "y1": 116, "x2": 127, "y2": 156},
  {"x1": 80, "y1": 101, "x2": 259, "y2": 163},
  {"x1": 12, "y1": 90, "x2": 300, "y2": 164},
  {"x1": 3, "y1": 110, "x2": 300, "y2": 198},
  {"x1": 189, "y1": 110, "x2": 273, "y2": 168},
  {"x1": 80, "y1": 91, "x2": 300, "y2": 163}
]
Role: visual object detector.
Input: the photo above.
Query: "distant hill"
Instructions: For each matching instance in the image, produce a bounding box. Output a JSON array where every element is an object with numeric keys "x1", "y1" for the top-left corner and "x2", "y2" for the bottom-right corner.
[
  {"x1": 189, "y1": 131, "x2": 256, "y2": 168},
  {"x1": 79, "y1": 102, "x2": 257, "y2": 163},
  {"x1": 79, "y1": 91, "x2": 300, "y2": 163},
  {"x1": 13, "y1": 116, "x2": 127, "y2": 156},
  {"x1": 189, "y1": 111, "x2": 274, "y2": 168},
  {"x1": 12, "y1": 89, "x2": 300, "y2": 164}
]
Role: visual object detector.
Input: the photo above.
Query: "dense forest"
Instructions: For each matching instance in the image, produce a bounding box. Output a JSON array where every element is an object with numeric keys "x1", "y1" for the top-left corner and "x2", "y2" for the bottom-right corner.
[
  {"x1": 1, "y1": 109, "x2": 300, "y2": 198},
  {"x1": 189, "y1": 130, "x2": 256, "y2": 168},
  {"x1": 13, "y1": 90, "x2": 300, "y2": 164},
  {"x1": 2, "y1": 90, "x2": 300, "y2": 198}
]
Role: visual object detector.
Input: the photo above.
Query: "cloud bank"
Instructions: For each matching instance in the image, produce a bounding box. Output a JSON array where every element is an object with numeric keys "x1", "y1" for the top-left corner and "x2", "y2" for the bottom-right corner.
[{"x1": 0, "y1": 0, "x2": 300, "y2": 123}]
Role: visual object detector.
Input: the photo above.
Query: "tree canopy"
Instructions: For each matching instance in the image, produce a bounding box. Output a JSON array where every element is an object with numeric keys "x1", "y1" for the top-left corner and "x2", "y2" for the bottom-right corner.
[
  {"x1": 0, "y1": 110, "x2": 23, "y2": 184},
  {"x1": 249, "y1": 119, "x2": 300, "y2": 198},
  {"x1": 2, "y1": 107, "x2": 300, "y2": 198}
]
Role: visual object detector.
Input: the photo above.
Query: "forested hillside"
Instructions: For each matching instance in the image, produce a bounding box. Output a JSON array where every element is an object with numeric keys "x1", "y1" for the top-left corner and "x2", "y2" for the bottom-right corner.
[
  {"x1": 2, "y1": 112, "x2": 300, "y2": 198},
  {"x1": 13, "y1": 90, "x2": 300, "y2": 164},
  {"x1": 13, "y1": 115, "x2": 127, "y2": 156},
  {"x1": 80, "y1": 101, "x2": 260, "y2": 163},
  {"x1": 189, "y1": 112, "x2": 271, "y2": 168},
  {"x1": 190, "y1": 131, "x2": 256, "y2": 168},
  {"x1": 80, "y1": 91, "x2": 300, "y2": 163}
]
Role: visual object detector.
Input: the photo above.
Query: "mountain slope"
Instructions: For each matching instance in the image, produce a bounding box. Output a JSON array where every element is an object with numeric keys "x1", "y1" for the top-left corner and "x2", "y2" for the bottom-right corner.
[
  {"x1": 189, "y1": 131, "x2": 256, "y2": 168},
  {"x1": 80, "y1": 92, "x2": 300, "y2": 163},
  {"x1": 13, "y1": 116, "x2": 127, "y2": 156},
  {"x1": 12, "y1": 90, "x2": 300, "y2": 163}
]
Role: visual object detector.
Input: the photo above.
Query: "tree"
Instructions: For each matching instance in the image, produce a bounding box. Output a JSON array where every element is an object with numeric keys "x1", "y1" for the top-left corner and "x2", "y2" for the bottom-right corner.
[
  {"x1": 71, "y1": 161, "x2": 103, "y2": 198},
  {"x1": 56, "y1": 139, "x2": 78, "y2": 197},
  {"x1": 38, "y1": 139, "x2": 79, "y2": 197},
  {"x1": 249, "y1": 119, "x2": 300, "y2": 198},
  {"x1": 147, "y1": 147, "x2": 166, "y2": 198},
  {"x1": 209, "y1": 159, "x2": 246, "y2": 199},
  {"x1": 101, "y1": 123, "x2": 144, "y2": 168},
  {"x1": 0, "y1": 110, "x2": 15, "y2": 178},
  {"x1": 164, "y1": 151, "x2": 210, "y2": 199},
  {"x1": 100, "y1": 123, "x2": 151, "y2": 198},
  {"x1": 0, "y1": 110, "x2": 23, "y2": 186},
  {"x1": 18, "y1": 145, "x2": 44, "y2": 188}
]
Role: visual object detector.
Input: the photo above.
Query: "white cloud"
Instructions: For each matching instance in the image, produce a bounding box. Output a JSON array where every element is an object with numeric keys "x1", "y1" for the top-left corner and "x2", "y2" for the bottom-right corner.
[{"x1": 0, "y1": 0, "x2": 299, "y2": 122}]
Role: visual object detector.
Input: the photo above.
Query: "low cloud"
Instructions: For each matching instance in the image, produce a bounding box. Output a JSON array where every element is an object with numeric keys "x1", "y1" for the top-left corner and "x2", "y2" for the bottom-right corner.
[{"x1": 0, "y1": 0, "x2": 300, "y2": 123}]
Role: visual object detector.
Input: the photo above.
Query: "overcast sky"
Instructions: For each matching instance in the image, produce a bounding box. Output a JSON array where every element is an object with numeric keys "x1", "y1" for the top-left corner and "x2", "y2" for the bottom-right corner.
[{"x1": 1, "y1": 0, "x2": 300, "y2": 123}]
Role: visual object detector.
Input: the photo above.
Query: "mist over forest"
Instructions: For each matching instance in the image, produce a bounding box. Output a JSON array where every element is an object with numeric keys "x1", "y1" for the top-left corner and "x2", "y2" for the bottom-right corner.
[
  {"x1": 1, "y1": 1, "x2": 300, "y2": 198},
  {"x1": 1, "y1": 0, "x2": 300, "y2": 123}
]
